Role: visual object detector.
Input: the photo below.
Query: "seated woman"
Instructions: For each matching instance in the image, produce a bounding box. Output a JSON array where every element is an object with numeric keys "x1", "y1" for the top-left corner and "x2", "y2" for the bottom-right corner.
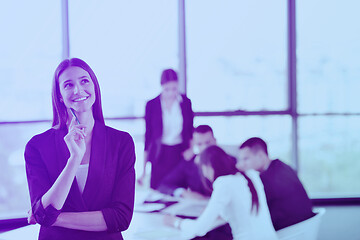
[{"x1": 166, "y1": 145, "x2": 278, "y2": 240}]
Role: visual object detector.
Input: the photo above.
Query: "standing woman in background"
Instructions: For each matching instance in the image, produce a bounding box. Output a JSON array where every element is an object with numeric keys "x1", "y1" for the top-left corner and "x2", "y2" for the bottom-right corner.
[
  {"x1": 25, "y1": 58, "x2": 135, "y2": 240},
  {"x1": 138, "y1": 69, "x2": 194, "y2": 189}
]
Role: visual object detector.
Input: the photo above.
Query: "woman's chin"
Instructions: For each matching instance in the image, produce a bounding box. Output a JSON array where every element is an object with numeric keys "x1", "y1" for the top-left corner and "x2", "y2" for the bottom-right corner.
[{"x1": 69, "y1": 106, "x2": 92, "y2": 114}]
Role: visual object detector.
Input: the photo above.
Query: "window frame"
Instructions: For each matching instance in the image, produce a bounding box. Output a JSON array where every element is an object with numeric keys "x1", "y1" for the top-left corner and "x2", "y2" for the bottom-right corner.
[{"x1": 0, "y1": 2, "x2": 359, "y2": 224}]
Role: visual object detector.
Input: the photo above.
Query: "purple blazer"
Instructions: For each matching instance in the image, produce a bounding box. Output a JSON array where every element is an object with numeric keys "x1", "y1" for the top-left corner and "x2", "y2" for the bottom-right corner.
[
  {"x1": 25, "y1": 122, "x2": 135, "y2": 240},
  {"x1": 144, "y1": 94, "x2": 194, "y2": 164}
]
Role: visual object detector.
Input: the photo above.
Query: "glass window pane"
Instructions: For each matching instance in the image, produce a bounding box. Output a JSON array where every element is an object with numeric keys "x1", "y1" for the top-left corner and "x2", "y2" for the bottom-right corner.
[
  {"x1": 299, "y1": 116, "x2": 360, "y2": 197},
  {"x1": 186, "y1": 1, "x2": 287, "y2": 112},
  {"x1": 297, "y1": 0, "x2": 360, "y2": 113},
  {"x1": 69, "y1": 0, "x2": 178, "y2": 118},
  {"x1": 0, "y1": 122, "x2": 51, "y2": 218},
  {"x1": 194, "y1": 116, "x2": 292, "y2": 165},
  {"x1": 0, "y1": 2, "x2": 62, "y2": 121}
]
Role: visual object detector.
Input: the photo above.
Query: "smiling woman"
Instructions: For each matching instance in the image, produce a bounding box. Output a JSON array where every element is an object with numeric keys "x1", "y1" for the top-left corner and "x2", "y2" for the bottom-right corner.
[
  {"x1": 24, "y1": 58, "x2": 136, "y2": 240},
  {"x1": 59, "y1": 68, "x2": 94, "y2": 111}
]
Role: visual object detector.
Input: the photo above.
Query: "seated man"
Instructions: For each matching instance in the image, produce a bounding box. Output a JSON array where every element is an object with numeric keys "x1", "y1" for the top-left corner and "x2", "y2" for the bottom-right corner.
[
  {"x1": 157, "y1": 125, "x2": 217, "y2": 198},
  {"x1": 237, "y1": 137, "x2": 315, "y2": 231}
]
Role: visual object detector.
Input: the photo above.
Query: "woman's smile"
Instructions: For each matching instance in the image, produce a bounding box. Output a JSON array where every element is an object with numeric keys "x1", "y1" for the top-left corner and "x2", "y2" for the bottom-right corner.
[{"x1": 72, "y1": 95, "x2": 90, "y2": 102}]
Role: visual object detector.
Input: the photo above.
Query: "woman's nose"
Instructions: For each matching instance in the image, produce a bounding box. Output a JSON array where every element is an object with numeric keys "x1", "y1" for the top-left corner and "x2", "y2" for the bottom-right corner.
[{"x1": 73, "y1": 84, "x2": 83, "y2": 94}]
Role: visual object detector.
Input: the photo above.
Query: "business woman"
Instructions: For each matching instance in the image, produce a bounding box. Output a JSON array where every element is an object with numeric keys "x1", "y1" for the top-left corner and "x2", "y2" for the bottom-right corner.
[
  {"x1": 25, "y1": 58, "x2": 135, "y2": 240},
  {"x1": 138, "y1": 69, "x2": 194, "y2": 189},
  {"x1": 166, "y1": 145, "x2": 278, "y2": 240}
]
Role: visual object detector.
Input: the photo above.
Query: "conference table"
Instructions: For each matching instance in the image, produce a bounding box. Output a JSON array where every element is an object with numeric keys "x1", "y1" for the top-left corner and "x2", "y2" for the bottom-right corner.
[{"x1": 0, "y1": 188, "x2": 220, "y2": 240}]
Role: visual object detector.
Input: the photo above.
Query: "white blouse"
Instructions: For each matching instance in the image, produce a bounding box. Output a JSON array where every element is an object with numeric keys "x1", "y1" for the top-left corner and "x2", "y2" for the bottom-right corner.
[
  {"x1": 161, "y1": 95, "x2": 183, "y2": 146},
  {"x1": 76, "y1": 164, "x2": 89, "y2": 194},
  {"x1": 180, "y1": 170, "x2": 278, "y2": 240}
]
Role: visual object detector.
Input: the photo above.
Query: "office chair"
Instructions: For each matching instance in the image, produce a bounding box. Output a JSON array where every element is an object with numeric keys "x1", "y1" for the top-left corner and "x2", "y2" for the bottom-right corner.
[{"x1": 276, "y1": 208, "x2": 326, "y2": 240}]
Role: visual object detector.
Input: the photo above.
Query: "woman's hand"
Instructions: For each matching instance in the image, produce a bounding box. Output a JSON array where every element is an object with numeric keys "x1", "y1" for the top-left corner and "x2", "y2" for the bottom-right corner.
[
  {"x1": 181, "y1": 189, "x2": 208, "y2": 200},
  {"x1": 182, "y1": 148, "x2": 195, "y2": 161},
  {"x1": 64, "y1": 117, "x2": 86, "y2": 161},
  {"x1": 164, "y1": 214, "x2": 182, "y2": 229},
  {"x1": 27, "y1": 208, "x2": 36, "y2": 225}
]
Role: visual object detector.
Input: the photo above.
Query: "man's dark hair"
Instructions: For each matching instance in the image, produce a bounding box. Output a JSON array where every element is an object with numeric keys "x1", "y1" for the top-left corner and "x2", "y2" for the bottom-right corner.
[
  {"x1": 194, "y1": 125, "x2": 213, "y2": 135},
  {"x1": 239, "y1": 137, "x2": 268, "y2": 155}
]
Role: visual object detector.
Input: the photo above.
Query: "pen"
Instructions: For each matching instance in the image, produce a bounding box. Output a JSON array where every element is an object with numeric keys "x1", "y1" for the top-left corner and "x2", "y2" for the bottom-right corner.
[{"x1": 70, "y1": 108, "x2": 81, "y2": 125}]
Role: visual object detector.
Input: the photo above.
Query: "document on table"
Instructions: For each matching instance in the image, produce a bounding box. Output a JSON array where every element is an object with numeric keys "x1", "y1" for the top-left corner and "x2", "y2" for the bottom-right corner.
[
  {"x1": 134, "y1": 190, "x2": 179, "y2": 213},
  {"x1": 160, "y1": 199, "x2": 208, "y2": 218}
]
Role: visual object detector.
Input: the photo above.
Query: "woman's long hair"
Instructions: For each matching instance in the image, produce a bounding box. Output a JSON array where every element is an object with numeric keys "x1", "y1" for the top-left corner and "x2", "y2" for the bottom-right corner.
[
  {"x1": 199, "y1": 145, "x2": 259, "y2": 214},
  {"x1": 51, "y1": 58, "x2": 105, "y2": 129}
]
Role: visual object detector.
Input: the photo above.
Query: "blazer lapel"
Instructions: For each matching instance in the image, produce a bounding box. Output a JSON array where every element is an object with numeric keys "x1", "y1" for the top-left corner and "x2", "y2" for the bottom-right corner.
[
  {"x1": 55, "y1": 128, "x2": 87, "y2": 211},
  {"x1": 54, "y1": 128, "x2": 69, "y2": 174},
  {"x1": 154, "y1": 95, "x2": 163, "y2": 161},
  {"x1": 155, "y1": 95, "x2": 163, "y2": 136},
  {"x1": 82, "y1": 121, "x2": 106, "y2": 209}
]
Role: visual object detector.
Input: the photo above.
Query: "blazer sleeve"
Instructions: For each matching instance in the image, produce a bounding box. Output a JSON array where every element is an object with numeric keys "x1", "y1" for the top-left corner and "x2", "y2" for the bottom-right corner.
[
  {"x1": 181, "y1": 96, "x2": 194, "y2": 150},
  {"x1": 144, "y1": 101, "x2": 152, "y2": 152},
  {"x1": 24, "y1": 138, "x2": 61, "y2": 226},
  {"x1": 101, "y1": 133, "x2": 136, "y2": 233}
]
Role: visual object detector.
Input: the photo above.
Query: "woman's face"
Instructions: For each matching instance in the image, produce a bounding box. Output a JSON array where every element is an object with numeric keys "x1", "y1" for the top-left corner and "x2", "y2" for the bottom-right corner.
[
  {"x1": 161, "y1": 81, "x2": 179, "y2": 101},
  {"x1": 58, "y1": 66, "x2": 96, "y2": 113},
  {"x1": 201, "y1": 164, "x2": 215, "y2": 183}
]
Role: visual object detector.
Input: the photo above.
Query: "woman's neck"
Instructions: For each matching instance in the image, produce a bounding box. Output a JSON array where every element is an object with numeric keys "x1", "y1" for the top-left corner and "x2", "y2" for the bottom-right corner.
[{"x1": 161, "y1": 95, "x2": 177, "y2": 110}]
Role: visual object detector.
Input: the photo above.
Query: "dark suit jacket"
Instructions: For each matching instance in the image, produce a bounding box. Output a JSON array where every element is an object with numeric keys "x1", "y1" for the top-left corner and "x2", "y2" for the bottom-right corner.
[
  {"x1": 157, "y1": 154, "x2": 236, "y2": 196},
  {"x1": 25, "y1": 122, "x2": 136, "y2": 240},
  {"x1": 144, "y1": 94, "x2": 194, "y2": 164},
  {"x1": 156, "y1": 156, "x2": 212, "y2": 197},
  {"x1": 260, "y1": 159, "x2": 315, "y2": 231}
]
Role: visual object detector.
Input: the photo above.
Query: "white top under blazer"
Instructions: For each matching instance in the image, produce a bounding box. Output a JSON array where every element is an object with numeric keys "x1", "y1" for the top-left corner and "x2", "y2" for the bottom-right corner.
[
  {"x1": 75, "y1": 163, "x2": 89, "y2": 194},
  {"x1": 161, "y1": 95, "x2": 183, "y2": 146},
  {"x1": 180, "y1": 170, "x2": 278, "y2": 240}
]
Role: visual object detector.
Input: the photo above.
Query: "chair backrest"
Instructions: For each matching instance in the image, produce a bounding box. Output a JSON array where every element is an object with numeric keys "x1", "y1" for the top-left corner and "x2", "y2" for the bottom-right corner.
[{"x1": 276, "y1": 208, "x2": 326, "y2": 240}]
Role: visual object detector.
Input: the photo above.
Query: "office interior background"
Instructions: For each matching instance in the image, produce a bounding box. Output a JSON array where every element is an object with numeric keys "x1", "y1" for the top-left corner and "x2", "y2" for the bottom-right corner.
[{"x1": 0, "y1": 0, "x2": 359, "y2": 239}]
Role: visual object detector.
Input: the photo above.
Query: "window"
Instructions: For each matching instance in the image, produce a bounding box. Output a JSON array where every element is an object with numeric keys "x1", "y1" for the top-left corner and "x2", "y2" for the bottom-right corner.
[
  {"x1": 0, "y1": 1, "x2": 61, "y2": 217},
  {"x1": 186, "y1": 0, "x2": 287, "y2": 112},
  {"x1": 297, "y1": 0, "x2": 360, "y2": 196},
  {"x1": 0, "y1": 1, "x2": 62, "y2": 121},
  {"x1": 69, "y1": 0, "x2": 179, "y2": 118},
  {"x1": 297, "y1": 0, "x2": 360, "y2": 114},
  {"x1": 194, "y1": 115, "x2": 292, "y2": 165},
  {"x1": 298, "y1": 116, "x2": 360, "y2": 197},
  {"x1": 0, "y1": 122, "x2": 51, "y2": 217}
]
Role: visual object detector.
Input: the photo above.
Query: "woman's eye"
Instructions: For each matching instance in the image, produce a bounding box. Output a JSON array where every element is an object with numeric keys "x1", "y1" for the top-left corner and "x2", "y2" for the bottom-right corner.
[
  {"x1": 64, "y1": 83, "x2": 73, "y2": 89},
  {"x1": 81, "y1": 79, "x2": 90, "y2": 84}
]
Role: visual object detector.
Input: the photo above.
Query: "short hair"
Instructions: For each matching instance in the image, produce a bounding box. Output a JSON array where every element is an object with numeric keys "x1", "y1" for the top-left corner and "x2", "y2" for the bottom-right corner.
[
  {"x1": 161, "y1": 69, "x2": 178, "y2": 85},
  {"x1": 239, "y1": 137, "x2": 268, "y2": 155},
  {"x1": 194, "y1": 125, "x2": 213, "y2": 135},
  {"x1": 52, "y1": 58, "x2": 105, "y2": 129}
]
